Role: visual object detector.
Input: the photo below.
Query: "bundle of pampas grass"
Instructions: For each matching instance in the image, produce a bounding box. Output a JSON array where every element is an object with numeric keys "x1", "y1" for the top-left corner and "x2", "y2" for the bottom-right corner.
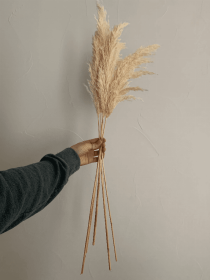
[{"x1": 81, "y1": 1, "x2": 160, "y2": 274}]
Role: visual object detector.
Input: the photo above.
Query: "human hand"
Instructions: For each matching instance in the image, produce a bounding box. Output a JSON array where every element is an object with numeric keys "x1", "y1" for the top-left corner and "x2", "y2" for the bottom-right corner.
[{"x1": 71, "y1": 138, "x2": 106, "y2": 166}]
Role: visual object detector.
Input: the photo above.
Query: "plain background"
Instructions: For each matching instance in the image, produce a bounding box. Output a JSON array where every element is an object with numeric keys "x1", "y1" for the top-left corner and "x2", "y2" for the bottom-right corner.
[{"x1": 0, "y1": 0, "x2": 210, "y2": 279}]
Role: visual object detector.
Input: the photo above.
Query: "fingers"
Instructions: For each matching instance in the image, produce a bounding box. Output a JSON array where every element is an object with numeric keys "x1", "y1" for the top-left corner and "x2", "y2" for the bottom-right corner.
[
  {"x1": 93, "y1": 151, "x2": 99, "y2": 157},
  {"x1": 92, "y1": 138, "x2": 106, "y2": 150},
  {"x1": 87, "y1": 156, "x2": 101, "y2": 165},
  {"x1": 95, "y1": 142, "x2": 106, "y2": 152},
  {"x1": 88, "y1": 138, "x2": 106, "y2": 143},
  {"x1": 93, "y1": 149, "x2": 106, "y2": 157},
  {"x1": 102, "y1": 142, "x2": 106, "y2": 153},
  {"x1": 80, "y1": 149, "x2": 105, "y2": 166},
  {"x1": 91, "y1": 150, "x2": 105, "y2": 160},
  {"x1": 94, "y1": 146, "x2": 106, "y2": 153},
  {"x1": 92, "y1": 153, "x2": 105, "y2": 163},
  {"x1": 85, "y1": 138, "x2": 106, "y2": 150}
]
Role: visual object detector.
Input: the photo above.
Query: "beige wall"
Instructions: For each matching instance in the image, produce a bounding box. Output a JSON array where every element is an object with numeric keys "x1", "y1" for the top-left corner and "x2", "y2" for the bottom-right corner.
[{"x1": 0, "y1": 0, "x2": 210, "y2": 279}]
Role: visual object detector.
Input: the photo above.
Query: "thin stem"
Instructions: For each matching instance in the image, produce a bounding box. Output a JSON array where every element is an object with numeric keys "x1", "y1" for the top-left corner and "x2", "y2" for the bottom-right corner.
[
  {"x1": 101, "y1": 144, "x2": 111, "y2": 270},
  {"x1": 100, "y1": 116, "x2": 117, "y2": 261},
  {"x1": 92, "y1": 114, "x2": 107, "y2": 243},
  {"x1": 81, "y1": 159, "x2": 100, "y2": 274},
  {"x1": 92, "y1": 114, "x2": 102, "y2": 244},
  {"x1": 100, "y1": 116, "x2": 111, "y2": 269},
  {"x1": 81, "y1": 114, "x2": 115, "y2": 274},
  {"x1": 101, "y1": 157, "x2": 117, "y2": 261},
  {"x1": 92, "y1": 163, "x2": 101, "y2": 244}
]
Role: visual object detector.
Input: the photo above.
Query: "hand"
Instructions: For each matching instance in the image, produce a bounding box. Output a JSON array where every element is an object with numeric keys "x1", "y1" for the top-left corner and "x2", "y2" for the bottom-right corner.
[{"x1": 71, "y1": 138, "x2": 106, "y2": 166}]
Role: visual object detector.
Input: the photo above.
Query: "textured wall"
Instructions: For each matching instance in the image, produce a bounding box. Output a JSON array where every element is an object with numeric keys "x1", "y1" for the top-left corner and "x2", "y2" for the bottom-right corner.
[{"x1": 0, "y1": 0, "x2": 210, "y2": 279}]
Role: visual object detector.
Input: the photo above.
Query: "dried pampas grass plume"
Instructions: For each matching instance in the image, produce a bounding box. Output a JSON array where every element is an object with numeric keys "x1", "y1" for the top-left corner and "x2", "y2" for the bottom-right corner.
[
  {"x1": 81, "y1": 0, "x2": 160, "y2": 274},
  {"x1": 84, "y1": 0, "x2": 160, "y2": 119}
]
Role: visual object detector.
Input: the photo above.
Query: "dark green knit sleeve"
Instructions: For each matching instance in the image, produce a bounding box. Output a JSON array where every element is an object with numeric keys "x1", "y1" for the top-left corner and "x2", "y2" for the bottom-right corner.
[{"x1": 0, "y1": 147, "x2": 80, "y2": 234}]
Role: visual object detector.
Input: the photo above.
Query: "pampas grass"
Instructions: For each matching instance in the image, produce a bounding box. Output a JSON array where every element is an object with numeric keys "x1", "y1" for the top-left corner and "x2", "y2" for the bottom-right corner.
[{"x1": 81, "y1": 1, "x2": 160, "y2": 274}]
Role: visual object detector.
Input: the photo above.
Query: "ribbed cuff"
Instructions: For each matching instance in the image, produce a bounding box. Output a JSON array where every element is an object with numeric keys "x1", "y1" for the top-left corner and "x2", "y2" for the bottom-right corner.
[{"x1": 55, "y1": 147, "x2": 80, "y2": 175}]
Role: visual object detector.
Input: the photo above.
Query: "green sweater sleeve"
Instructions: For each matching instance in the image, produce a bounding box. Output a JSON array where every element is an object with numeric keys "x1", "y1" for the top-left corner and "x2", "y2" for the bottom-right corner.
[{"x1": 0, "y1": 147, "x2": 80, "y2": 234}]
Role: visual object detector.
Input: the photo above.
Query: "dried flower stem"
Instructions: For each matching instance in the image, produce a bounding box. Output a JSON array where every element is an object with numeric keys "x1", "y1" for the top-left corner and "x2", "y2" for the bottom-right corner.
[
  {"x1": 81, "y1": 112, "x2": 117, "y2": 273},
  {"x1": 92, "y1": 114, "x2": 102, "y2": 245},
  {"x1": 101, "y1": 155, "x2": 117, "y2": 261},
  {"x1": 94, "y1": 114, "x2": 117, "y2": 262},
  {"x1": 81, "y1": 158, "x2": 100, "y2": 274},
  {"x1": 100, "y1": 146, "x2": 111, "y2": 270},
  {"x1": 93, "y1": 113, "x2": 106, "y2": 243},
  {"x1": 97, "y1": 114, "x2": 112, "y2": 270}
]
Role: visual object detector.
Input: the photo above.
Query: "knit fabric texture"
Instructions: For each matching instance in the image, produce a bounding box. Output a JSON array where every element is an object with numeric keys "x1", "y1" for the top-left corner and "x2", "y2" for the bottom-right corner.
[{"x1": 0, "y1": 147, "x2": 80, "y2": 234}]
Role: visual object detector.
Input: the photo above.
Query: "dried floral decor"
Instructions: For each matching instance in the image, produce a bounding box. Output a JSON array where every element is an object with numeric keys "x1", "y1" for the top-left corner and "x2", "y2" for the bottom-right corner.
[{"x1": 81, "y1": 1, "x2": 160, "y2": 274}]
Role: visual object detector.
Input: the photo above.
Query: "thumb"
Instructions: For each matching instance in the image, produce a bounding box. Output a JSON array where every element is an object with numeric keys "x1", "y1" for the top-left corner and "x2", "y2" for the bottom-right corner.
[{"x1": 92, "y1": 138, "x2": 103, "y2": 150}]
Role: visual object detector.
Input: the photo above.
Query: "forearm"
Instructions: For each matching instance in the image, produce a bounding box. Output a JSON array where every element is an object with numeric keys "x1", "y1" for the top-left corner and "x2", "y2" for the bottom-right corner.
[{"x1": 0, "y1": 147, "x2": 80, "y2": 234}]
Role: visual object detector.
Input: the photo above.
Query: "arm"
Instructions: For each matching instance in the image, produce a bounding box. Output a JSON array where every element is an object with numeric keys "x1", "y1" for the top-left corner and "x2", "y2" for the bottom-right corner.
[{"x1": 0, "y1": 147, "x2": 80, "y2": 234}]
